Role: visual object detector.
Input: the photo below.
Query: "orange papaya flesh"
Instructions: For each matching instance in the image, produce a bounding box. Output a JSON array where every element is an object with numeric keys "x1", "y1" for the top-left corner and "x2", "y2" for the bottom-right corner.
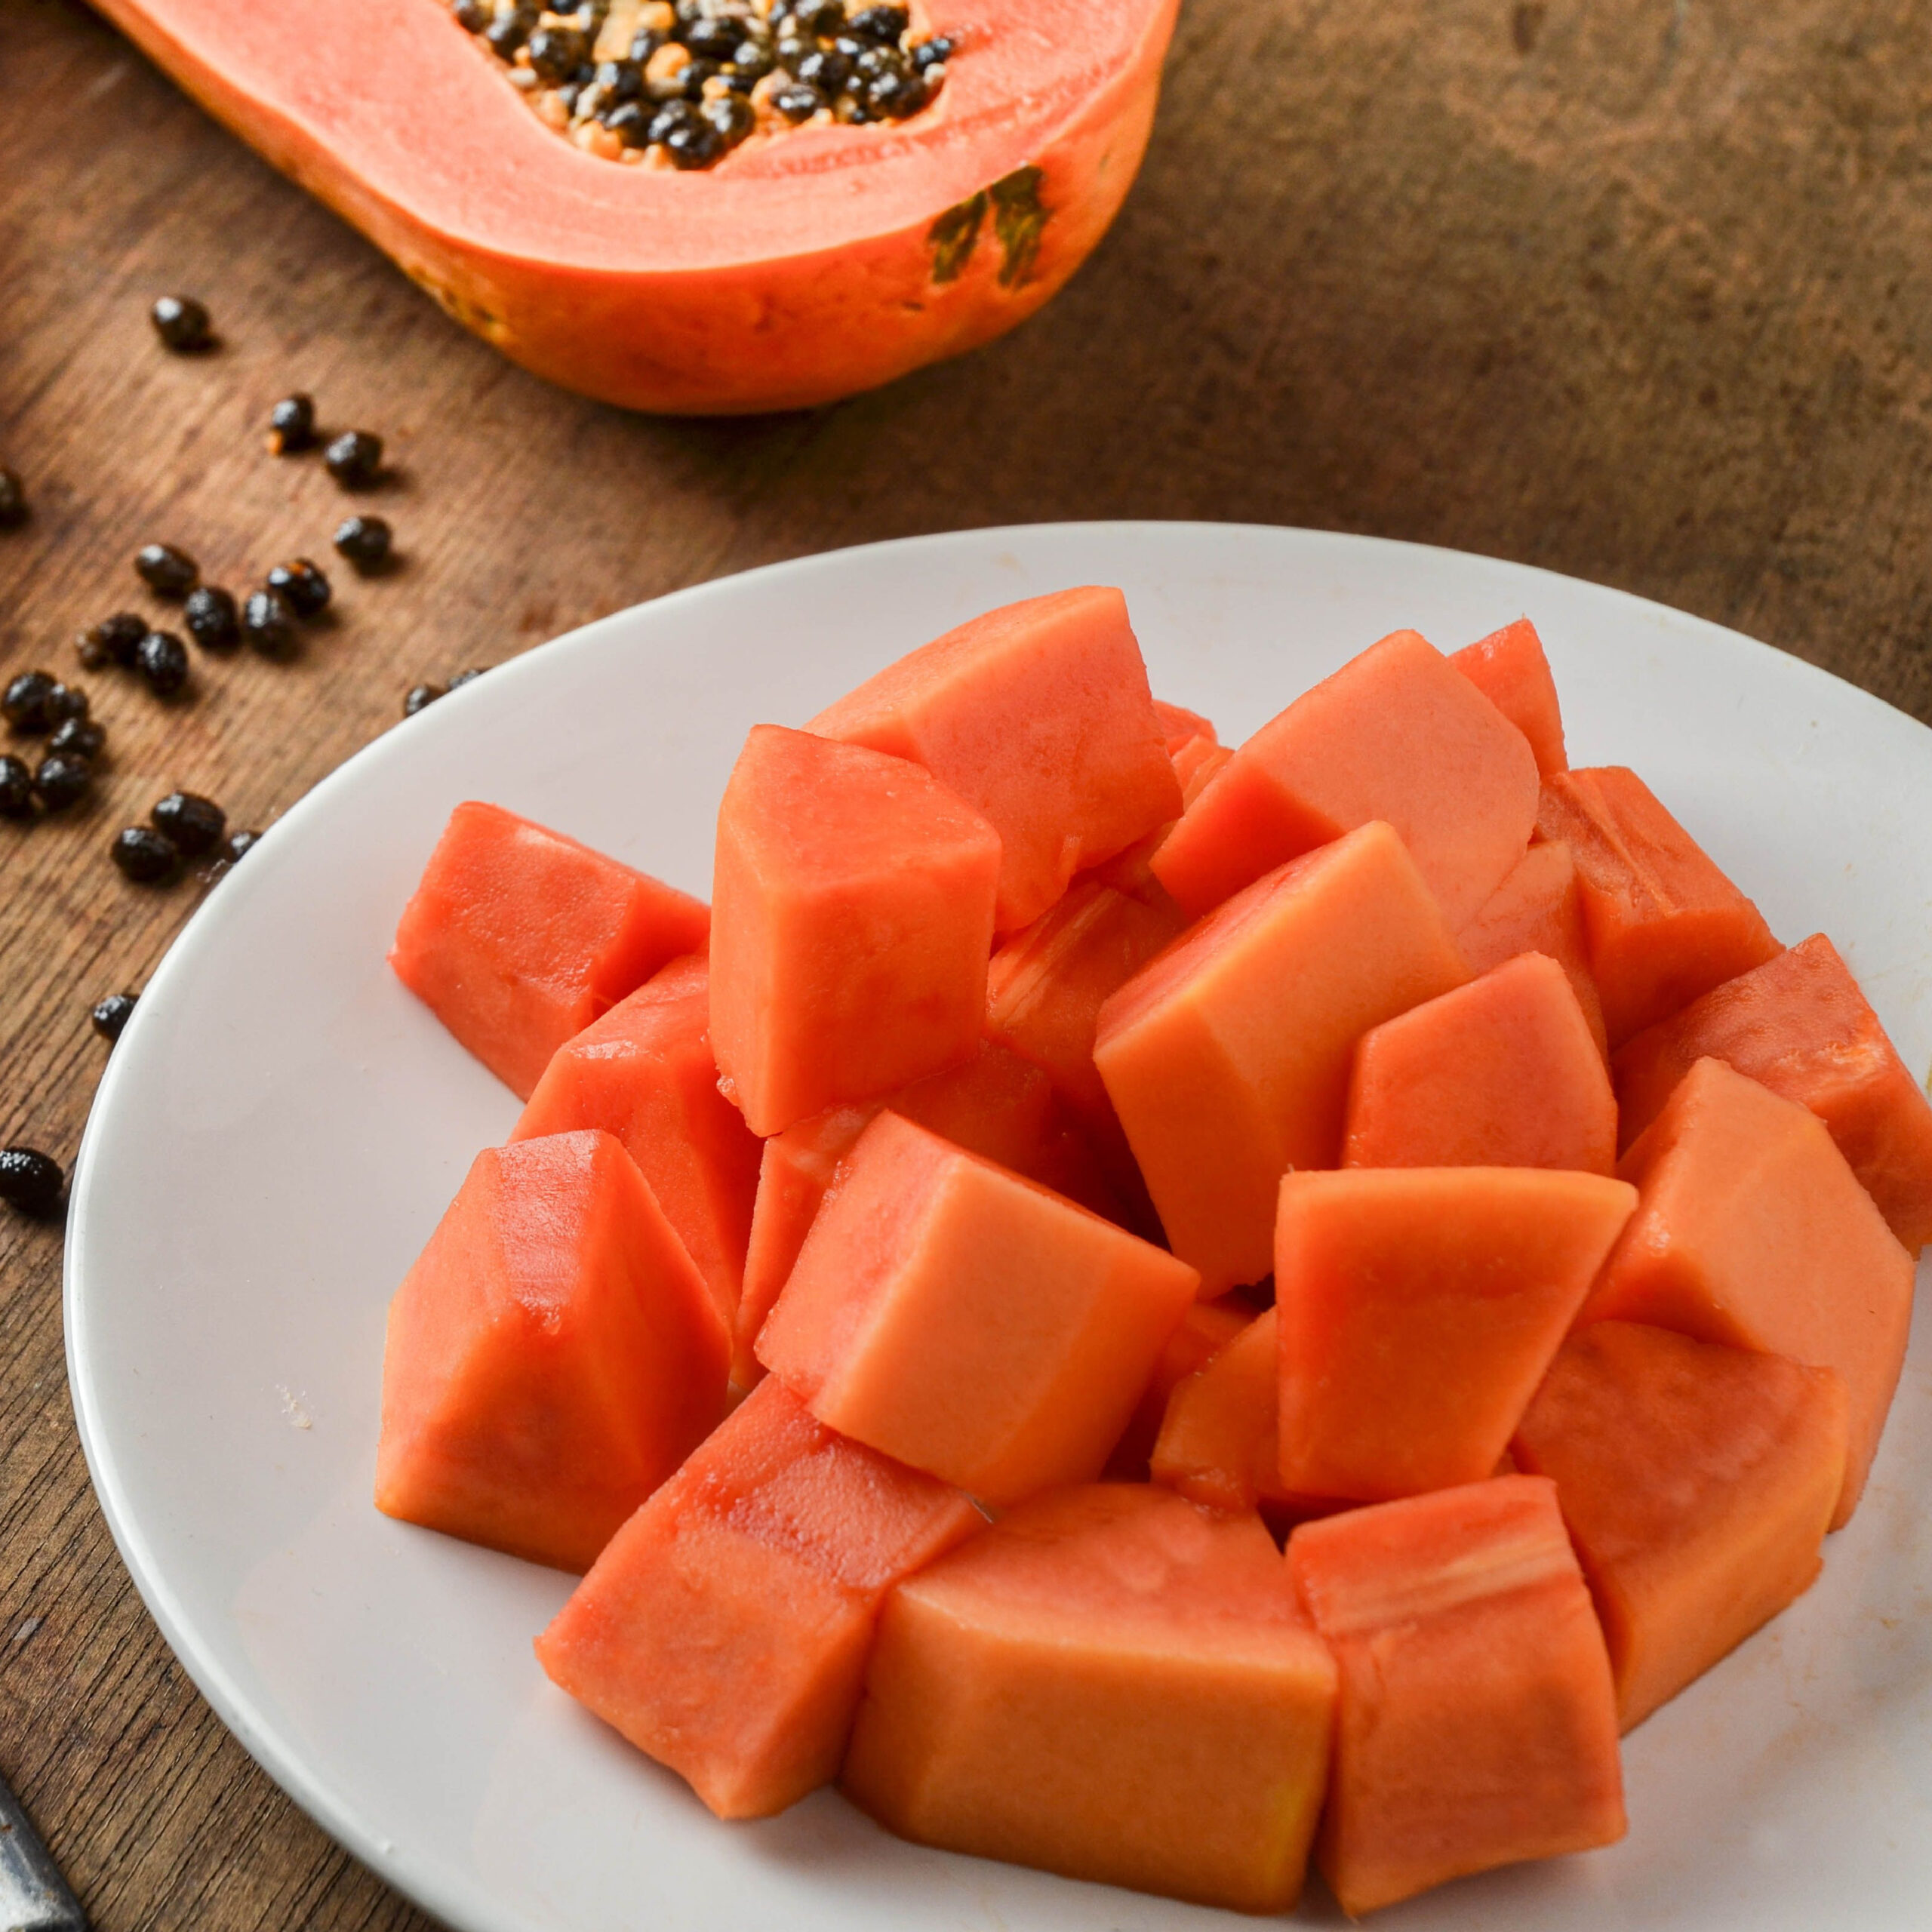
[
  {"x1": 1276, "y1": 1167, "x2": 1638, "y2": 1503},
  {"x1": 1512, "y1": 1321, "x2": 1847, "y2": 1730},
  {"x1": 1536, "y1": 768, "x2": 1782, "y2": 1046},
  {"x1": 1582, "y1": 1056, "x2": 1914, "y2": 1530},
  {"x1": 511, "y1": 954, "x2": 759, "y2": 1327},
  {"x1": 389, "y1": 800, "x2": 710, "y2": 1100},
  {"x1": 1106, "y1": 1294, "x2": 1252, "y2": 1481},
  {"x1": 808, "y1": 588, "x2": 1181, "y2": 931},
  {"x1": 1151, "y1": 1305, "x2": 1291, "y2": 1513},
  {"x1": 1343, "y1": 952, "x2": 1617, "y2": 1174},
  {"x1": 534, "y1": 1376, "x2": 982, "y2": 1820},
  {"x1": 985, "y1": 878, "x2": 1185, "y2": 1155},
  {"x1": 1078, "y1": 825, "x2": 1187, "y2": 918},
  {"x1": 842, "y1": 1484, "x2": 1337, "y2": 1915},
  {"x1": 755, "y1": 1110, "x2": 1199, "y2": 1505},
  {"x1": 1450, "y1": 617, "x2": 1567, "y2": 777},
  {"x1": 1287, "y1": 1475, "x2": 1626, "y2": 1917},
  {"x1": 729, "y1": 1041, "x2": 1060, "y2": 1387},
  {"x1": 709, "y1": 724, "x2": 1001, "y2": 1136},
  {"x1": 1152, "y1": 698, "x2": 1217, "y2": 755},
  {"x1": 1148, "y1": 629, "x2": 1540, "y2": 925},
  {"x1": 1613, "y1": 932, "x2": 1932, "y2": 1253},
  {"x1": 1171, "y1": 734, "x2": 1232, "y2": 805},
  {"x1": 375, "y1": 1131, "x2": 729, "y2": 1572},
  {"x1": 1457, "y1": 838, "x2": 1609, "y2": 1058},
  {"x1": 97, "y1": 0, "x2": 1181, "y2": 415},
  {"x1": 1096, "y1": 820, "x2": 1472, "y2": 1295}
]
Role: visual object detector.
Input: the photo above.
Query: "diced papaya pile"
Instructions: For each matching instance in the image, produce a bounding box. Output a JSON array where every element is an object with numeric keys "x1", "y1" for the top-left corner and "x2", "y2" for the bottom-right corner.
[{"x1": 376, "y1": 591, "x2": 1924, "y2": 1915}]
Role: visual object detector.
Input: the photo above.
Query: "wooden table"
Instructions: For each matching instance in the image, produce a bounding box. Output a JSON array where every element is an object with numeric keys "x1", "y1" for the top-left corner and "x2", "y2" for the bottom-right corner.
[{"x1": 2, "y1": 0, "x2": 1926, "y2": 1921}]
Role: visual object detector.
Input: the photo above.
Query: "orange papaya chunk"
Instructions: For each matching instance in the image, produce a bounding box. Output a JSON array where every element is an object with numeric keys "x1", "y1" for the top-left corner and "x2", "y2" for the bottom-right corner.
[
  {"x1": 511, "y1": 954, "x2": 760, "y2": 1326},
  {"x1": 1096, "y1": 820, "x2": 1472, "y2": 1294},
  {"x1": 807, "y1": 588, "x2": 1181, "y2": 931},
  {"x1": 1582, "y1": 1056, "x2": 1914, "y2": 1528},
  {"x1": 985, "y1": 878, "x2": 1185, "y2": 1162},
  {"x1": 730, "y1": 1043, "x2": 1060, "y2": 1387},
  {"x1": 755, "y1": 1111, "x2": 1199, "y2": 1505},
  {"x1": 1172, "y1": 734, "x2": 1232, "y2": 804},
  {"x1": 1288, "y1": 1475, "x2": 1626, "y2": 1916},
  {"x1": 1152, "y1": 698, "x2": 1217, "y2": 755},
  {"x1": 1276, "y1": 1167, "x2": 1637, "y2": 1503},
  {"x1": 1106, "y1": 1294, "x2": 1253, "y2": 1481},
  {"x1": 375, "y1": 1131, "x2": 729, "y2": 1571},
  {"x1": 1450, "y1": 617, "x2": 1567, "y2": 777},
  {"x1": 1150, "y1": 1304, "x2": 1293, "y2": 1514},
  {"x1": 1536, "y1": 768, "x2": 1781, "y2": 1045},
  {"x1": 1512, "y1": 1321, "x2": 1847, "y2": 1730},
  {"x1": 709, "y1": 724, "x2": 1001, "y2": 1136},
  {"x1": 389, "y1": 801, "x2": 710, "y2": 1100},
  {"x1": 1149, "y1": 629, "x2": 1540, "y2": 924},
  {"x1": 534, "y1": 1376, "x2": 982, "y2": 1820},
  {"x1": 1457, "y1": 838, "x2": 1608, "y2": 1057},
  {"x1": 1343, "y1": 952, "x2": 1617, "y2": 1173},
  {"x1": 843, "y1": 1484, "x2": 1337, "y2": 1915},
  {"x1": 1613, "y1": 932, "x2": 1932, "y2": 1253}
]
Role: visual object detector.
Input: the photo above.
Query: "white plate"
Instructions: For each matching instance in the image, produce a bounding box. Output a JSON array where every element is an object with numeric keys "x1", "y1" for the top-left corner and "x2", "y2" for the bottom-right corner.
[{"x1": 67, "y1": 522, "x2": 1932, "y2": 1932}]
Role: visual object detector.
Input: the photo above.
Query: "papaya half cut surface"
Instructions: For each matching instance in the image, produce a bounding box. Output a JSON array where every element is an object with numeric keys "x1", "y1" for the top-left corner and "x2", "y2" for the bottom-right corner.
[
  {"x1": 97, "y1": 0, "x2": 1180, "y2": 414},
  {"x1": 1096, "y1": 820, "x2": 1471, "y2": 1295},
  {"x1": 1450, "y1": 617, "x2": 1567, "y2": 777},
  {"x1": 389, "y1": 799, "x2": 709, "y2": 1100},
  {"x1": 709, "y1": 724, "x2": 1001, "y2": 1137},
  {"x1": 1536, "y1": 767, "x2": 1782, "y2": 1046},
  {"x1": 809, "y1": 588, "x2": 1182, "y2": 931},
  {"x1": 843, "y1": 1484, "x2": 1337, "y2": 1915},
  {"x1": 1512, "y1": 1321, "x2": 1846, "y2": 1731},
  {"x1": 512, "y1": 953, "x2": 761, "y2": 1327},
  {"x1": 1148, "y1": 628, "x2": 1540, "y2": 924},
  {"x1": 1457, "y1": 838, "x2": 1609, "y2": 1058},
  {"x1": 756, "y1": 1109, "x2": 1198, "y2": 1505},
  {"x1": 376, "y1": 1130, "x2": 729, "y2": 1571},
  {"x1": 1613, "y1": 931, "x2": 1932, "y2": 1254},
  {"x1": 1582, "y1": 1056, "x2": 1915, "y2": 1530},
  {"x1": 1287, "y1": 1475, "x2": 1626, "y2": 1916},
  {"x1": 536, "y1": 1376, "x2": 983, "y2": 1820},
  {"x1": 1343, "y1": 952, "x2": 1617, "y2": 1174},
  {"x1": 1275, "y1": 1166, "x2": 1637, "y2": 1504}
]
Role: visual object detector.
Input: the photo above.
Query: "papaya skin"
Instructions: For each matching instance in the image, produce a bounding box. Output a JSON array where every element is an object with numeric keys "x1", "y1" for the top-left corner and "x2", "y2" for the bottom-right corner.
[{"x1": 95, "y1": 0, "x2": 1180, "y2": 414}]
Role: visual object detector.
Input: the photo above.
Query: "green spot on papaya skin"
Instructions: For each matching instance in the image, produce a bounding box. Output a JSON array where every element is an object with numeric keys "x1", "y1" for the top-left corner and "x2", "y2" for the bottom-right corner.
[
  {"x1": 928, "y1": 190, "x2": 987, "y2": 285},
  {"x1": 989, "y1": 165, "x2": 1049, "y2": 289}
]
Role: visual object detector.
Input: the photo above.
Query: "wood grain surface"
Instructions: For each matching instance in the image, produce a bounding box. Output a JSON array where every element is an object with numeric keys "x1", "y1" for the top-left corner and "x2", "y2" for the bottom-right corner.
[{"x1": 2, "y1": 0, "x2": 1929, "y2": 1922}]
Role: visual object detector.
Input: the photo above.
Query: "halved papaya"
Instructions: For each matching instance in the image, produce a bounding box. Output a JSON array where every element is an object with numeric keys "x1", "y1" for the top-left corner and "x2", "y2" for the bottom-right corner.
[{"x1": 97, "y1": 0, "x2": 1181, "y2": 414}]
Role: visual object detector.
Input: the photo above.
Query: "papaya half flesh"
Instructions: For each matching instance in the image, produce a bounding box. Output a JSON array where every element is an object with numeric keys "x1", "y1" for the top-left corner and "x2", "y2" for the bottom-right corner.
[{"x1": 95, "y1": 0, "x2": 1181, "y2": 414}]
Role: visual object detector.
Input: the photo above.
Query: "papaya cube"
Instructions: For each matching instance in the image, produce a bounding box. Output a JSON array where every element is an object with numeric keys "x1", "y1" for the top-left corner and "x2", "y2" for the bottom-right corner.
[
  {"x1": 1152, "y1": 697, "x2": 1217, "y2": 754},
  {"x1": 1614, "y1": 932, "x2": 1932, "y2": 1253},
  {"x1": 1106, "y1": 1293, "x2": 1253, "y2": 1481},
  {"x1": 755, "y1": 1110, "x2": 1199, "y2": 1505},
  {"x1": 709, "y1": 724, "x2": 1001, "y2": 1136},
  {"x1": 843, "y1": 1485, "x2": 1337, "y2": 1915},
  {"x1": 1513, "y1": 1321, "x2": 1847, "y2": 1730},
  {"x1": 1174, "y1": 734, "x2": 1232, "y2": 804},
  {"x1": 1343, "y1": 952, "x2": 1616, "y2": 1173},
  {"x1": 1457, "y1": 838, "x2": 1608, "y2": 1057},
  {"x1": 1537, "y1": 768, "x2": 1781, "y2": 1045},
  {"x1": 1151, "y1": 1305, "x2": 1293, "y2": 1515},
  {"x1": 375, "y1": 1131, "x2": 728, "y2": 1572},
  {"x1": 1450, "y1": 616, "x2": 1567, "y2": 777},
  {"x1": 1276, "y1": 1167, "x2": 1638, "y2": 1503},
  {"x1": 1095, "y1": 820, "x2": 1472, "y2": 1294},
  {"x1": 730, "y1": 1043, "x2": 1060, "y2": 1388},
  {"x1": 1287, "y1": 1475, "x2": 1626, "y2": 1916},
  {"x1": 535, "y1": 1376, "x2": 982, "y2": 1820},
  {"x1": 985, "y1": 878, "x2": 1184, "y2": 1164},
  {"x1": 389, "y1": 800, "x2": 710, "y2": 1100},
  {"x1": 1582, "y1": 1056, "x2": 1914, "y2": 1528},
  {"x1": 807, "y1": 587, "x2": 1181, "y2": 931},
  {"x1": 511, "y1": 954, "x2": 760, "y2": 1326},
  {"x1": 1149, "y1": 628, "x2": 1540, "y2": 924}
]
